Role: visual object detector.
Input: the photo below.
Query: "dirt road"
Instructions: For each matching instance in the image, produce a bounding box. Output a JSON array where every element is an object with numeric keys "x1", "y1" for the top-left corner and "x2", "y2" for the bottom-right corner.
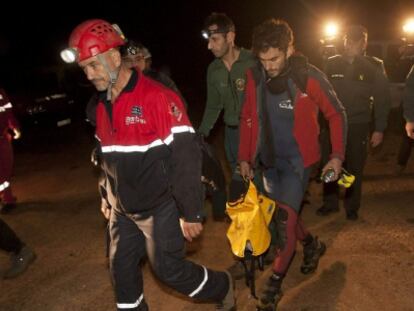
[{"x1": 0, "y1": 125, "x2": 413, "y2": 311}]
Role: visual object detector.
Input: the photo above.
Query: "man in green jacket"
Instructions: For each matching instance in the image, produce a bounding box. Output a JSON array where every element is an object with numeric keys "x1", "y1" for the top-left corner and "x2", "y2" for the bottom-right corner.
[
  {"x1": 199, "y1": 12, "x2": 256, "y2": 221},
  {"x1": 199, "y1": 13, "x2": 256, "y2": 172},
  {"x1": 199, "y1": 13, "x2": 266, "y2": 278}
]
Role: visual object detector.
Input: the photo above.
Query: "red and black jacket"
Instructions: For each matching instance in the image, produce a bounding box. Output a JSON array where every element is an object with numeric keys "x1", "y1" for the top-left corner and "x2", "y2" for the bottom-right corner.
[
  {"x1": 95, "y1": 71, "x2": 203, "y2": 222},
  {"x1": 238, "y1": 57, "x2": 347, "y2": 168},
  {"x1": 0, "y1": 88, "x2": 19, "y2": 141}
]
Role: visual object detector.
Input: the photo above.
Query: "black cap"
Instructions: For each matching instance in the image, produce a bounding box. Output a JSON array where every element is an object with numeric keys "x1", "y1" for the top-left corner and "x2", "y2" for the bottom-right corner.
[{"x1": 345, "y1": 25, "x2": 368, "y2": 41}]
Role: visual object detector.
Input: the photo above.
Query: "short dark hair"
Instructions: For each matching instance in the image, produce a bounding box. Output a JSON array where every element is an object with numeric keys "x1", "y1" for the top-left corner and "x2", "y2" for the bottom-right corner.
[
  {"x1": 120, "y1": 40, "x2": 145, "y2": 57},
  {"x1": 345, "y1": 25, "x2": 368, "y2": 42},
  {"x1": 203, "y1": 12, "x2": 235, "y2": 32},
  {"x1": 252, "y1": 19, "x2": 294, "y2": 55}
]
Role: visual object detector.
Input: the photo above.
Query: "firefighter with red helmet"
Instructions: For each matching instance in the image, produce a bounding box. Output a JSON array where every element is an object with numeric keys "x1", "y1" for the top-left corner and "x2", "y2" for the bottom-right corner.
[
  {"x1": 0, "y1": 88, "x2": 21, "y2": 214},
  {"x1": 61, "y1": 19, "x2": 235, "y2": 311}
]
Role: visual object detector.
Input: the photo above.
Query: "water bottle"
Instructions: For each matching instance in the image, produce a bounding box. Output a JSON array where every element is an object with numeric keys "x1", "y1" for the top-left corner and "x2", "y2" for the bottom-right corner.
[{"x1": 321, "y1": 168, "x2": 336, "y2": 183}]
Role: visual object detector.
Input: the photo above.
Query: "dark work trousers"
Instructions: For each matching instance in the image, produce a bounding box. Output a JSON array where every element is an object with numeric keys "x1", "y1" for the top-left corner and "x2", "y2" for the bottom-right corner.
[
  {"x1": 397, "y1": 133, "x2": 414, "y2": 167},
  {"x1": 322, "y1": 123, "x2": 370, "y2": 213},
  {"x1": 109, "y1": 199, "x2": 229, "y2": 310},
  {"x1": 0, "y1": 218, "x2": 23, "y2": 254},
  {"x1": 205, "y1": 125, "x2": 240, "y2": 220},
  {"x1": 224, "y1": 126, "x2": 240, "y2": 172},
  {"x1": 0, "y1": 137, "x2": 16, "y2": 203}
]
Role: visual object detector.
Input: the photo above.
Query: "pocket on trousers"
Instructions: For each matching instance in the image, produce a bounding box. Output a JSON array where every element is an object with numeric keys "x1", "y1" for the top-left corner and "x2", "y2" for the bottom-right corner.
[
  {"x1": 156, "y1": 236, "x2": 185, "y2": 280},
  {"x1": 161, "y1": 236, "x2": 184, "y2": 259}
]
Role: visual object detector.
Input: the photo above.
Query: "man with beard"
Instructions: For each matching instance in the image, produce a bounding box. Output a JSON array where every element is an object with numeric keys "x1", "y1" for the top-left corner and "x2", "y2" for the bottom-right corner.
[{"x1": 238, "y1": 19, "x2": 347, "y2": 310}]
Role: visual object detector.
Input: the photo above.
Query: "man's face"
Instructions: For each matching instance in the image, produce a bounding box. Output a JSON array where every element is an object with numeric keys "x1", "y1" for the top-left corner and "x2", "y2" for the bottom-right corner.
[
  {"x1": 78, "y1": 50, "x2": 117, "y2": 91},
  {"x1": 206, "y1": 24, "x2": 231, "y2": 58},
  {"x1": 122, "y1": 53, "x2": 146, "y2": 71},
  {"x1": 258, "y1": 47, "x2": 288, "y2": 78},
  {"x1": 344, "y1": 37, "x2": 366, "y2": 58}
]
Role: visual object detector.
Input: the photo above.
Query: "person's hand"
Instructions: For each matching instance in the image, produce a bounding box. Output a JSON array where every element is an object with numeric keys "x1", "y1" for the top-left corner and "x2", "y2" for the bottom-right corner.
[
  {"x1": 100, "y1": 200, "x2": 111, "y2": 220},
  {"x1": 239, "y1": 161, "x2": 254, "y2": 180},
  {"x1": 180, "y1": 220, "x2": 203, "y2": 242},
  {"x1": 406, "y1": 121, "x2": 414, "y2": 139},
  {"x1": 321, "y1": 158, "x2": 343, "y2": 182},
  {"x1": 13, "y1": 128, "x2": 21, "y2": 140},
  {"x1": 370, "y1": 131, "x2": 384, "y2": 147}
]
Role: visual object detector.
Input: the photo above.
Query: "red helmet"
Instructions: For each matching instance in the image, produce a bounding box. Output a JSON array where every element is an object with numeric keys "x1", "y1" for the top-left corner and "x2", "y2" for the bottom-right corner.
[{"x1": 66, "y1": 19, "x2": 125, "y2": 62}]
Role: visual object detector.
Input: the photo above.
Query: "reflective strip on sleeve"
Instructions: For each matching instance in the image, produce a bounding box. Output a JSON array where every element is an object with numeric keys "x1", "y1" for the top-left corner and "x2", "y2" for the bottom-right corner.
[
  {"x1": 163, "y1": 125, "x2": 195, "y2": 145},
  {"x1": 117, "y1": 293, "x2": 144, "y2": 309},
  {"x1": 0, "y1": 102, "x2": 13, "y2": 112},
  {"x1": 171, "y1": 125, "x2": 195, "y2": 134},
  {"x1": 0, "y1": 181, "x2": 10, "y2": 192},
  {"x1": 189, "y1": 266, "x2": 208, "y2": 298}
]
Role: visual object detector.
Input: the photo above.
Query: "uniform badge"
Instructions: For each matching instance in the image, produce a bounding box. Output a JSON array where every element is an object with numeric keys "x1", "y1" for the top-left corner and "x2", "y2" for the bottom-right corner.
[
  {"x1": 235, "y1": 78, "x2": 246, "y2": 91},
  {"x1": 131, "y1": 106, "x2": 143, "y2": 117},
  {"x1": 169, "y1": 102, "x2": 182, "y2": 122},
  {"x1": 126, "y1": 106, "x2": 146, "y2": 125}
]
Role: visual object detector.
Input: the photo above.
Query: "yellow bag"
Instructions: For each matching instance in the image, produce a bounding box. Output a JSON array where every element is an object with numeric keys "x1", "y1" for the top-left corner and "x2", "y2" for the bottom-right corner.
[{"x1": 226, "y1": 181, "x2": 277, "y2": 258}]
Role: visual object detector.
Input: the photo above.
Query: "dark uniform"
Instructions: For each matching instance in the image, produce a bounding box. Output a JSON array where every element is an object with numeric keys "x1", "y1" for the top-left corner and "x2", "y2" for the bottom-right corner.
[
  {"x1": 321, "y1": 54, "x2": 391, "y2": 217},
  {"x1": 397, "y1": 65, "x2": 414, "y2": 169}
]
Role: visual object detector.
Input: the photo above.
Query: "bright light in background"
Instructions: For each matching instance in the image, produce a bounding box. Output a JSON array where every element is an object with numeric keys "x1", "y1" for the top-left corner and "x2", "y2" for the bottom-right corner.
[
  {"x1": 403, "y1": 18, "x2": 414, "y2": 34},
  {"x1": 324, "y1": 22, "x2": 339, "y2": 39}
]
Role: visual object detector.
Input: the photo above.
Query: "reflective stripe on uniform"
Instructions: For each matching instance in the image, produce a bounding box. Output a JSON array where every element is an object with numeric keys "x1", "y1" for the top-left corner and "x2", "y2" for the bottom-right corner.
[
  {"x1": 117, "y1": 293, "x2": 144, "y2": 309},
  {"x1": 0, "y1": 102, "x2": 12, "y2": 112},
  {"x1": 0, "y1": 181, "x2": 10, "y2": 192},
  {"x1": 188, "y1": 266, "x2": 208, "y2": 297},
  {"x1": 100, "y1": 125, "x2": 195, "y2": 153}
]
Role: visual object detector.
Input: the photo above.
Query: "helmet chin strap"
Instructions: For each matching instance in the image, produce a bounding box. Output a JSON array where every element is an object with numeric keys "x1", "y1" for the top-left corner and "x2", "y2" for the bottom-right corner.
[{"x1": 97, "y1": 54, "x2": 120, "y2": 101}]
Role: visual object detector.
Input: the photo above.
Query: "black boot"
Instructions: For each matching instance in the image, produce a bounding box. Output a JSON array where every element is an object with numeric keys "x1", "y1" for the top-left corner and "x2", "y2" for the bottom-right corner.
[
  {"x1": 300, "y1": 236, "x2": 326, "y2": 274},
  {"x1": 256, "y1": 273, "x2": 283, "y2": 311}
]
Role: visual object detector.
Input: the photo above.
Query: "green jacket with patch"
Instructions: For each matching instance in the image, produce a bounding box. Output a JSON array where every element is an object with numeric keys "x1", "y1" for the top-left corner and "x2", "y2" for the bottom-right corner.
[{"x1": 198, "y1": 48, "x2": 256, "y2": 136}]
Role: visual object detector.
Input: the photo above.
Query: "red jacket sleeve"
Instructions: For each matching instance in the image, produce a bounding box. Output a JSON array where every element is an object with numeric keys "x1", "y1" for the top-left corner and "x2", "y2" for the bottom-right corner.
[
  {"x1": 307, "y1": 67, "x2": 347, "y2": 161},
  {"x1": 238, "y1": 69, "x2": 258, "y2": 165},
  {"x1": 0, "y1": 88, "x2": 20, "y2": 134}
]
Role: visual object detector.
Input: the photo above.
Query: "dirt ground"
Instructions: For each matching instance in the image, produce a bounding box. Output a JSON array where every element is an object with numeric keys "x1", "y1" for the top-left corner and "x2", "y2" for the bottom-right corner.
[{"x1": 0, "y1": 123, "x2": 413, "y2": 311}]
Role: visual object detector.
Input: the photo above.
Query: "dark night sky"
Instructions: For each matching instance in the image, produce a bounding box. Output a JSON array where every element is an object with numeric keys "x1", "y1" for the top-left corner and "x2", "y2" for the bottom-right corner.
[{"x1": 1, "y1": 0, "x2": 414, "y2": 95}]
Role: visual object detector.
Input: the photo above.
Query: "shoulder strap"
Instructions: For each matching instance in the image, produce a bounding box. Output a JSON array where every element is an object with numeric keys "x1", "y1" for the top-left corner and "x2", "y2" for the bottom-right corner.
[{"x1": 289, "y1": 54, "x2": 309, "y2": 93}]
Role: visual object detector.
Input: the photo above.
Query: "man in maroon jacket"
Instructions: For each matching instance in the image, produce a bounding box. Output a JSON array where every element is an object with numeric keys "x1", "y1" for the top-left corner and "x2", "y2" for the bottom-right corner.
[
  {"x1": 237, "y1": 19, "x2": 347, "y2": 310},
  {"x1": 61, "y1": 19, "x2": 235, "y2": 311},
  {"x1": 0, "y1": 88, "x2": 21, "y2": 214}
]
